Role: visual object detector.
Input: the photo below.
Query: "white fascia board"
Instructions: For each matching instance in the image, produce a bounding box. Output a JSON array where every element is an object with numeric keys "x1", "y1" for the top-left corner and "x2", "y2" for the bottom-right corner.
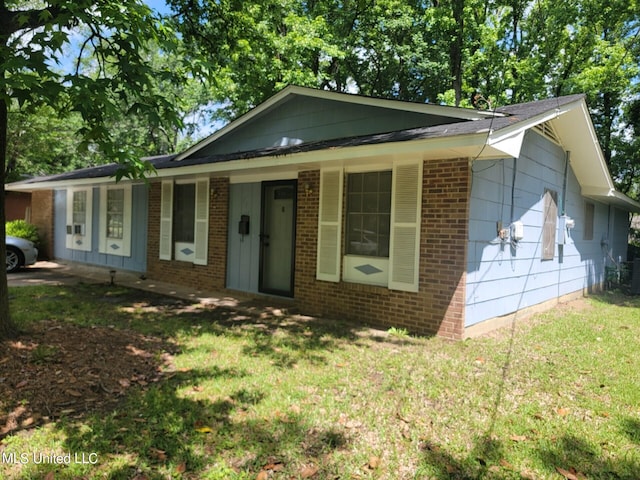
[
  {"x1": 582, "y1": 186, "x2": 640, "y2": 212},
  {"x1": 175, "y1": 85, "x2": 502, "y2": 161},
  {"x1": 553, "y1": 101, "x2": 614, "y2": 192},
  {"x1": 5, "y1": 176, "x2": 138, "y2": 192}
]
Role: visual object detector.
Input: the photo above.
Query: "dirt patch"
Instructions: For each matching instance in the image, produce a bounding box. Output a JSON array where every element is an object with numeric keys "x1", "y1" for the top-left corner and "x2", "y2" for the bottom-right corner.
[{"x1": 0, "y1": 320, "x2": 176, "y2": 438}]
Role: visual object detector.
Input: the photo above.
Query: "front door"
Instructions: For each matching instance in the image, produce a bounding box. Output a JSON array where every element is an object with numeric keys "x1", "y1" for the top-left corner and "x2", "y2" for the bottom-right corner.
[{"x1": 259, "y1": 180, "x2": 297, "y2": 296}]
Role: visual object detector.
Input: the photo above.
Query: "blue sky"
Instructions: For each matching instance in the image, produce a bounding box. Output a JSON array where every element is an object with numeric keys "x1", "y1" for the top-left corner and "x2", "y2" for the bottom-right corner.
[{"x1": 144, "y1": 0, "x2": 172, "y2": 15}]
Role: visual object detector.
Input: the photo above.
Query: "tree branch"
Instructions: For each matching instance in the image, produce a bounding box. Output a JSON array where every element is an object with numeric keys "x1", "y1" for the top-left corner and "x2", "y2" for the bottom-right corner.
[{"x1": 0, "y1": 4, "x2": 64, "y2": 37}]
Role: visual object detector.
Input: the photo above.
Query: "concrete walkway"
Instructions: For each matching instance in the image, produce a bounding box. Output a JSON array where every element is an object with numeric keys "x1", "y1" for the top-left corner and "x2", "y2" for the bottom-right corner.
[{"x1": 8, "y1": 261, "x2": 297, "y2": 315}]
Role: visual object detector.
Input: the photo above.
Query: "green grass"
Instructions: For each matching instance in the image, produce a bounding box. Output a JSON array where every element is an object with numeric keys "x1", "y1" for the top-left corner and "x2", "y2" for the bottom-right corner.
[{"x1": 2, "y1": 284, "x2": 640, "y2": 479}]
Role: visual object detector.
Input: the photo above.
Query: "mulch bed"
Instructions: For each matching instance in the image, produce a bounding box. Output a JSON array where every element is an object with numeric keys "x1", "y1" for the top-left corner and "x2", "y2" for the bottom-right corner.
[{"x1": 0, "y1": 320, "x2": 175, "y2": 438}]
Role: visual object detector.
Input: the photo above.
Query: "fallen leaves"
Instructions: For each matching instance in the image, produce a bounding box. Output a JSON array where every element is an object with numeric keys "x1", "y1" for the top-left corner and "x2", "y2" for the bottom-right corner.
[
  {"x1": 0, "y1": 319, "x2": 174, "y2": 437},
  {"x1": 556, "y1": 466, "x2": 587, "y2": 479},
  {"x1": 254, "y1": 460, "x2": 322, "y2": 479}
]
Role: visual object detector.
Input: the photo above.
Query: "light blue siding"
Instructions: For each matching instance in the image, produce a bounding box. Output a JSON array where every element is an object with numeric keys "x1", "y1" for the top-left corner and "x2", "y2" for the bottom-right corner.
[
  {"x1": 466, "y1": 131, "x2": 620, "y2": 327},
  {"x1": 53, "y1": 185, "x2": 148, "y2": 272},
  {"x1": 226, "y1": 183, "x2": 261, "y2": 293},
  {"x1": 198, "y1": 96, "x2": 464, "y2": 156}
]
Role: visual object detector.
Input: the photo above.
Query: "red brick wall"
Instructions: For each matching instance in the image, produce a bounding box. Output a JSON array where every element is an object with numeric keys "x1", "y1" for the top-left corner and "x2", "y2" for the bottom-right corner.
[
  {"x1": 30, "y1": 190, "x2": 54, "y2": 260},
  {"x1": 295, "y1": 159, "x2": 470, "y2": 339},
  {"x1": 146, "y1": 177, "x2": 229, "y2": 291},
  {"x1": 5, "y1": 192, "x2": 31, "y2": 222}
]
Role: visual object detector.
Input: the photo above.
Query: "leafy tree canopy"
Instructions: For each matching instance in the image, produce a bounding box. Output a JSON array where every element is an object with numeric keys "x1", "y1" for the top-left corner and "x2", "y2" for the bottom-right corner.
[{"x1": 0, "y1": 0, "x2": 185, "y2": 336}]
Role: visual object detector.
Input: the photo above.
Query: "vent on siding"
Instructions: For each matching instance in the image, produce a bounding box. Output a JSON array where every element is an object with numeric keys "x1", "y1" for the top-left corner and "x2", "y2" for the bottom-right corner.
[{"x1": 534, "y1": 121, "x2": 561, "y2": 145}]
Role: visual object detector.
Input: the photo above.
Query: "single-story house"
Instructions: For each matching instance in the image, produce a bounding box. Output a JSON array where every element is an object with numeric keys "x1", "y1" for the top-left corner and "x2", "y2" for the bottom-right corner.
[{"x1": 8, "y1": 86, "x2": 640, "y2": 339}]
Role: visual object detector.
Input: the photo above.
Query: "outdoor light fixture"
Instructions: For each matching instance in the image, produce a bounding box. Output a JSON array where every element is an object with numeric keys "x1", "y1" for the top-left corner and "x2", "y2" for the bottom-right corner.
[
  {"x1": 109, "y1": 269, "x2": 116, "y2": 286},
  {"x1": 304, "y1": 182, "x2": 314, "y2": 196}
]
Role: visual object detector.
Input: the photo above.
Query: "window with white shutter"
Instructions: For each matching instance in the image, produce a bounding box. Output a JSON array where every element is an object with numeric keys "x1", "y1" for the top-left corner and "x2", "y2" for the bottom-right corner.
[
  {"x1": 388, "y1": 160, "x2": 423, "y2": 292},
  {"x1": 159, "y1": 179, "x2": 210, "y2": 264},
  {"x1": 316, "y1": 168, "x2": 343, "y2": 282},
  {"x1": 159, "y1": 181, "x2": 173, "y2": 260},
  {"x1": 316, "y1": 159, "x2": 424, "y2": 290},
  {"x1": 194, "y1": 178, "x2": 210, "y2": 265}
]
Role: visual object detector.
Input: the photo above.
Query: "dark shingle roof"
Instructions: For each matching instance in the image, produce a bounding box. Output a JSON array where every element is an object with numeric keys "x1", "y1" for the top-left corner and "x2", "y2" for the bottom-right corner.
[{"x1": 9, "y1": 94, "x2": 585, "y2": 186}]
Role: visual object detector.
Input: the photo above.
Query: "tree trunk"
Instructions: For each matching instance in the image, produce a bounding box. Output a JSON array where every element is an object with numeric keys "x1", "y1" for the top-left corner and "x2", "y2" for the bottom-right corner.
[{"x1": 0, "y1": 96, "x2": 17, "y2": 339}]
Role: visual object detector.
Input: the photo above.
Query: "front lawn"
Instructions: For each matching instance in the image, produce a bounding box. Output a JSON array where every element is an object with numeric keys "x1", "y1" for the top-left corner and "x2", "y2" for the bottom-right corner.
[{"x1": 1, "y1": 284, "x2": 639, "y2": 479}]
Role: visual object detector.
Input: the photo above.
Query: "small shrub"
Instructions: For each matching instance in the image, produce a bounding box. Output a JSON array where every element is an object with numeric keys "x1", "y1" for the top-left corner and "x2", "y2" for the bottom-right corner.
[
  {"x1": 6, "y1": 220, "x2": 40, "y2": 245},
  {"x1": 387, "y1": 326, "x2": 410, "y2": 338}
]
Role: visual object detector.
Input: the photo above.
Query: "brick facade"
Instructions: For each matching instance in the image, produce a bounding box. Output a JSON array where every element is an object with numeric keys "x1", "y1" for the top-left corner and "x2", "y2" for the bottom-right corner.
[
  {"x1": 144, "y1": 161, "x2": 470, "y2": 339},
  {"x1": 30, "y1": 190, "x2": 54, "y2": 260},
  {"x1": 295, "y1": 159, "x2": 470, "y2": 339},
  {"x1": 146, "y1": 177, "x2": 229, "y2": 291}
]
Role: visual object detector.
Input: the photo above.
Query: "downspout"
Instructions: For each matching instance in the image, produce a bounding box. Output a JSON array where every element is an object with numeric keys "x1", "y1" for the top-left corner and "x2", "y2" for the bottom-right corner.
[
  {"x1": 558, "y1": 151, "x2": 570, "y2": 299},
  {"x1": 560, "y1": 151, "x2": 570, "y2": 216}
]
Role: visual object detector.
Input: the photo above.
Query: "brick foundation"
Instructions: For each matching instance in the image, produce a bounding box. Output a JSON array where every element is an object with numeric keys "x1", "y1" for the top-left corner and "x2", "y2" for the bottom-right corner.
[
  {"x1": 146, "y1": 177, "x2": 229, "y2": 291},
  {"x1": 295, "y1": 159, "x2": 470, "y2": 339}
]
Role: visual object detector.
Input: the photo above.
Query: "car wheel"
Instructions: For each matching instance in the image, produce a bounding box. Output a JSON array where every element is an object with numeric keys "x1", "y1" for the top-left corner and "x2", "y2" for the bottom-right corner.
[{"x1": 6, "y1": 247, "x2": 23, "y2": 273}]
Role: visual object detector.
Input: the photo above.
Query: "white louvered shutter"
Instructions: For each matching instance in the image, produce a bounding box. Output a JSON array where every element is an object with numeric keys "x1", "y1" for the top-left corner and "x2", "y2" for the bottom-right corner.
[
  {"x1": 388, "y1": 160, "x2": 423, "y2": 292},
  {"x1": 159, "y1": 181, "x2": 173, "y2": 260},
  {"x1": 193, "y1": 178, "x2": 210, "y2": 265},
  {"x1": 316, "y1": 168, "x2": 343, "y2": 282}
]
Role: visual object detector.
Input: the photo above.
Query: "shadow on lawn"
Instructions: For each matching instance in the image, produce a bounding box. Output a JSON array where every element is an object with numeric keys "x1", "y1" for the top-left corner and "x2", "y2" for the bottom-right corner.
[
  {"x1": 3, "y1": 284, "x2": 380, "y2": 478},
  {"x1": 17, "y1": 370, "x2": 349, "y2": 479},
  {"x1": 535, "y1": 433, "x2": 640, "y2": 479}
]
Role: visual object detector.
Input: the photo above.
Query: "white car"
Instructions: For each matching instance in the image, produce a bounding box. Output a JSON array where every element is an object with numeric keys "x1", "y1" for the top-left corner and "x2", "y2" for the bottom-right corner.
[{"x1": 6, "y1": 236, "x2": 38, "y2": 273}]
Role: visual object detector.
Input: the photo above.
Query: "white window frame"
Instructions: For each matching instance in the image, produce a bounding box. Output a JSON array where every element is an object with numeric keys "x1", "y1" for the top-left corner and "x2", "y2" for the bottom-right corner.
[
  {"x1": 99, "y1": 184, "x2": 132, "y2": 257},
  {"x1": 65, "y1": 188, "x2": 93, "y2": 252},
  {"x1": 316, "y1": 158, "x2": 423, "y2": 292},
  {"x1": 159, "y1": 178, "x2": 210, "y2": 265},
  {"x1": 343, "y1": 167, "x2": 392, "y2": 287}
]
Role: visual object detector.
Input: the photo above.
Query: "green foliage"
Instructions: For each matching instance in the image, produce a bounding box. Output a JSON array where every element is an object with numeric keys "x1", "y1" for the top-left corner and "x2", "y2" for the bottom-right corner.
[
  {"x1": 167, "y1": 0, "x2": 640, "y2": 196},
  {"x1": 6, "y1": 220, "x2": 40, "y2": 245}
]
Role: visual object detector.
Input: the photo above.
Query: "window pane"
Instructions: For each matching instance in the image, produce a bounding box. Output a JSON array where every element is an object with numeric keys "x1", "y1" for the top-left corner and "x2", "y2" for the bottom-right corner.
[
  {"x1": 174, "y1": 183, "x2": 196, "y2": 243},
  {"x1": 345, "y1": 171, "x2": 392, "y2": 258},
  {"x1": 106, "y1": 189, "x2": 124, "y2": 239},
  {"x1": 73, "y1": 191, "x2": 86, "y2": 226},
  {"x1": 347, "y1": 192, "x2": 362, "y2": 213}
]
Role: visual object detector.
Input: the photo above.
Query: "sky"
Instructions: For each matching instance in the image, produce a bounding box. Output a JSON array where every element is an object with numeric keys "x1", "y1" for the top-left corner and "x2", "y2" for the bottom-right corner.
[{"x1": 144, "y1": 0, "x2": 172, "y2": 16}]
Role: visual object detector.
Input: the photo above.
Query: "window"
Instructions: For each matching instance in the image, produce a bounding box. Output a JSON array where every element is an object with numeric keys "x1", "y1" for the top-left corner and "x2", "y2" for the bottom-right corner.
[
  {"x1": 65, "y1": 188, "x2": 93, "y2": 252},
  {"x1": 106, "y1": 189, "x2": 124, "y2": 239},
  {"x1": 99, "y1": 185, "x2": 132, "y2": 257},
  {"x1": 72, "y1": 191, "x2": 87, "y2": 233},
  {"x1": 173, "y1": 183, "x2": 196, "y2": 244},
  {"x1": 542, "y1": 188, "x2": 558, "y2": 260},
  {"x1": 159, "y1": 178, "x2": 210, "y2": 265},
  {"x1": 584, "y1": 202, "x2": 594, "y2": 240},
  {"x1": 316, "y1": 160, "x2": 422, "y2": 292},
  {"x1": 346, "y1": 171, "x2": 392, "y2": 257}
]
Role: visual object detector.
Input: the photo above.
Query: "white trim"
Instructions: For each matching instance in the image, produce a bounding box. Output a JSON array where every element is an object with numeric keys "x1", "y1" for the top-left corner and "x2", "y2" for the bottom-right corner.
[
  {"x1": 229, "y1": 170, "x2": 298, "y2": 184},
  {"x1": 316, "y1": 168, "x2": 344, "y2": 282},
  {"x1": 343, "y1": 256, "x2": 389, "y2": 286},
  {"x1": 98, "y1": 185, "x2": 132, "y2": 257},
  {"x1": 193, "y1": 178, "x2": 210, "y2": 265},
  {"x1": 388, "y1": 158, "x2": 423, "y2": 292},
  {"x1": 65, "y1": 187, "x2": 93, "y2": 252},
  {"x1": 159, "y1": 180, "x2": 174, "y2": 260}
]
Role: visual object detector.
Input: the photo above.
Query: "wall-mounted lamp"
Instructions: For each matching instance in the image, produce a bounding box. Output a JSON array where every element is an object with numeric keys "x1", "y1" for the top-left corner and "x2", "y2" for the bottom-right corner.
[
  {"x1": 304, "y1": 182, "x2": 314, "y2": 196},
  {"x1": 210, "y1": 187, "x2": 218, "y2": 199}
]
